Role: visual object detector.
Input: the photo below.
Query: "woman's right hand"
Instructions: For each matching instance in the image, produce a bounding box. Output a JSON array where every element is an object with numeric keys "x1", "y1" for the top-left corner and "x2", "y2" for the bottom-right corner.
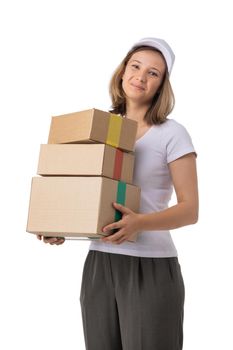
[{"x1": 36, "y1": 235, "x2": 65, "y2": 245}]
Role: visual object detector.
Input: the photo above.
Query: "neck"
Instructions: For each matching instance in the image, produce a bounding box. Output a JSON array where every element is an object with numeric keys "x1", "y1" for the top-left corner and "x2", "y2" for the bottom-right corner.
[{"x1": 125, "y1": 102, "x2": 149, "y2": 125}]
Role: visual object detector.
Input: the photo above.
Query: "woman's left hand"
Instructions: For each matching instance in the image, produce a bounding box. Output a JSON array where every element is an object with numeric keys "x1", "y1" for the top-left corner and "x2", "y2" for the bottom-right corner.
[{"x1": 101, "y1": 202, "x2": 142, "y2": 244}]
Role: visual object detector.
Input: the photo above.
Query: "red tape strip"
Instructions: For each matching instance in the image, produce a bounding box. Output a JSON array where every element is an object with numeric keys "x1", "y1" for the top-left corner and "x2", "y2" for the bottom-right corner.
[{"x1": 113, "y1": 149, "x2": 123, "y2": 180}]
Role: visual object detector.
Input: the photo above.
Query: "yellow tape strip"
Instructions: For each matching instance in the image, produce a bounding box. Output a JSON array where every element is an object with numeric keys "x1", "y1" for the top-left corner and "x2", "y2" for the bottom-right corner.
[{"x1": 106, "y1": 114, "x2": 122, "y2": 148}]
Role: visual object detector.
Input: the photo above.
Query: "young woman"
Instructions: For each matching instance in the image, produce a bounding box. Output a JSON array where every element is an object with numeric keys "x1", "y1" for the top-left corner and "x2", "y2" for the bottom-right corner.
[{"x1": 38, "y1": 37, "x2": 198, "y2": 350}]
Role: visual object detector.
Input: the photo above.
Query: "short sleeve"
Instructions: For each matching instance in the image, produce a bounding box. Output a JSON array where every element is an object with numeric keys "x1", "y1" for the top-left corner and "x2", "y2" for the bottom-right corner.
[{"x1": 165, "y1": 120, "x2": 197, "y2": 164}]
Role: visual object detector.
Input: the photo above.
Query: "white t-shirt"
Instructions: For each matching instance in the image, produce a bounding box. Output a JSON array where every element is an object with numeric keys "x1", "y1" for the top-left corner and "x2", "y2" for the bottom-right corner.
[{"x1": 89, "y1": 119, "x2": 196, "y2": 258}]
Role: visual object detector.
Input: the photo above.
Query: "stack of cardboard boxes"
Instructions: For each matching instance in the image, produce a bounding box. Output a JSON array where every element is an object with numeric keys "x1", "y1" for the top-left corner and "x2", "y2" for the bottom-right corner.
[{"x1": 26, "y1": 108, "x2": 140, "y2": 240}]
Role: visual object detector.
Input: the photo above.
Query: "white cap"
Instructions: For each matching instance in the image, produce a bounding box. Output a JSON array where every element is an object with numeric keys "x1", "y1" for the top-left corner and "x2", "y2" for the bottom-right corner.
[{"x1": 131, "y1": 37, "x2": 175, "y2": 74}]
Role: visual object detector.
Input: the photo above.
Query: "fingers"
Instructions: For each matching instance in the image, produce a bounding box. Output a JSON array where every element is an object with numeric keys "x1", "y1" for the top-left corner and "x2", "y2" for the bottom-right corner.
[
  {"x1": 44, "y1": 237, "x2": 65, "y2": 245},
  {"x1": 102, "y1": 203, "x2": 133, "y2": 232},
  {"x1": 43, "y1": 237, "x2": 58, "y2": 244},
  {"x1": 36, "y1": 235, "x2": 65, "y2": 245},
  {"x1": 56, "y1": 237, "x2": 65, "y2": 245},
  {"x1": 101, "y1": 228, "x2": 126, "y2": 244},
  {"x1": 48, "y1": 237, "x2": 65, "y2": 245},
  {"x1": 113, "y1": 202, "x2": 132, "y2": 214},
  {"x1": 103, "y1": 220, "x2": 123, "y2": 233}
]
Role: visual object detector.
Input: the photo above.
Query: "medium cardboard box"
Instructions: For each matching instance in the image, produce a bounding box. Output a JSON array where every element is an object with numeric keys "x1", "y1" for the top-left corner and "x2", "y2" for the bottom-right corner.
[
  {"x1": 47, "y1": 108, "x2": 137, "y2": 152},
  {"x1": 26, "y1": 176, "x2": 140, "y2": 239},
  {"x1": 37, "y1": 144, "x2": 135, "y2": 184}
]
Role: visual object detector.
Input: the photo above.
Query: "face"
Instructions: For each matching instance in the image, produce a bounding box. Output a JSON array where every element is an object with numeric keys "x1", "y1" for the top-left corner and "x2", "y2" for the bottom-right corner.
[{"x1": 122, "y1": 49, "x2": 166, "y2": 106}]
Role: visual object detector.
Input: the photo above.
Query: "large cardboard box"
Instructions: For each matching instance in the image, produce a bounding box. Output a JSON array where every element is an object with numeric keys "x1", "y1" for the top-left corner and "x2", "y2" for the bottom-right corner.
[
  {"x1": 47, "y1": 108, "x2": 137, "y2": 152},
  {"x1": 26, "y1": 176, "x2": 140, "y2": 239},
  {"x1": 37, "y1": 144, "x2": 135, "y2": 184}
]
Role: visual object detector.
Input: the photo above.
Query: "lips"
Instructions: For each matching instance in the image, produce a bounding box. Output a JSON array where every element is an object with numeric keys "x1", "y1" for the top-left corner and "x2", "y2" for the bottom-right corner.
[{"x1": 130, "y1": 83, "x2": 145, "y2": 91}]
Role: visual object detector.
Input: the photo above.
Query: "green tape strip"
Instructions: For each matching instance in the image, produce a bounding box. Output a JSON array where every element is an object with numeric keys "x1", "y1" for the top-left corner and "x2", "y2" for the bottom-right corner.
[{"x1": 114, "y1": 181, "x2": 126, "y2": 222}]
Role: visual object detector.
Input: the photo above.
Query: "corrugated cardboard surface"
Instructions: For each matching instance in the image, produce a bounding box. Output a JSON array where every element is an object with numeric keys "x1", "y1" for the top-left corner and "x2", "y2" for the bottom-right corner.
[
  {"x1": 37, "y1": 144, "x2": 105, "y2": 176},
  {"x1": 47, "y1": 108, "x2": 137, "y2": 152},
  {"x1": 37, "y1": 144, "x2": 135, "y2": 183},
  {"x1": 118, "y1": 117, "x2": 138, "y2": 152},
  {"x1": 120, "y1": 151, "x2": 135, "y2": 184},
  {"x1": 26, "y1": 177, "x2": 140, "y2": 238},
  {"x1": 48, "y1": 109, "x2": 94, "y2": 144}
]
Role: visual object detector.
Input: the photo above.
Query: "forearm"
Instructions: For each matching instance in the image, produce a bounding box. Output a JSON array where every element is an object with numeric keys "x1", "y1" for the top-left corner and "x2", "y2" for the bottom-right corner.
[{"x1": 138, "y1": 201, "x2": 198, "y2": 231}]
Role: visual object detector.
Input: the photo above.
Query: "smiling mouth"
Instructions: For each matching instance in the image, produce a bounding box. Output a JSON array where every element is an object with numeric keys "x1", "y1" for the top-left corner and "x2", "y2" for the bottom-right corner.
[{"x1": 130, "y1": 84, "x2": 145, "y2": 91}]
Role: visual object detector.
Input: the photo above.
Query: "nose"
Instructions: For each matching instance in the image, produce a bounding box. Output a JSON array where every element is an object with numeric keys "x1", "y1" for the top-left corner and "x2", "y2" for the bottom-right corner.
[{"x1": 136, "y1": 71, "x2": 147, "y2": 83}]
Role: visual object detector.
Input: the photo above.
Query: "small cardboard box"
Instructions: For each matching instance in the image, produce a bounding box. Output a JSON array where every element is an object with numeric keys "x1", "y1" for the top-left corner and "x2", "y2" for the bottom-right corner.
[
  {"x1": 37, "y1": 144, "x2": 135, "y2": 184},
  {"x1": 26, "y1": 176, "x2": 140, "y2": 239},
  {"x1": 47, "y1": 108, "x2": 137, "y2": 152}
]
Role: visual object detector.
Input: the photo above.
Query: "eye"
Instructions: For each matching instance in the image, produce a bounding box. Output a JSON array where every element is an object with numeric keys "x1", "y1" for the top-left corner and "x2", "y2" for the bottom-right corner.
[
  {"x1": 131, "y1": 64, "x2": 140, "y2": 69},
  {"x1": 149, "y1": 70, "x2": 158, "y2": 77}
]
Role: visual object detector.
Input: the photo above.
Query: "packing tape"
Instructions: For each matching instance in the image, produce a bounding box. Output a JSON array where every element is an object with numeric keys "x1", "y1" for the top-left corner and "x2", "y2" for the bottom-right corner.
[
  {"x1": 106, "y1": 114, "x2": 122, "y2": 147},
  {"x1": 113, "y1": 149, "x2": 123, "y2": 180},
  {"x1": 114, "y1": 181, "x2": 126, "y2": 222}
]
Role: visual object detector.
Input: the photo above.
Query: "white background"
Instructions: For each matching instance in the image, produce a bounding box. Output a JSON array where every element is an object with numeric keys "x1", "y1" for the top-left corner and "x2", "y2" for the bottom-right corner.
[{"x1": 0, "y1": 0, "x2": 232, "y2": 349}]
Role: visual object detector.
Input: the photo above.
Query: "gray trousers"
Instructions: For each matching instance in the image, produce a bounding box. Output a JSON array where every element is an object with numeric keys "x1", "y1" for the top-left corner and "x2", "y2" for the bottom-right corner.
[{"x1": 80, "y1": 250, "x2": 185, "y2": 350}]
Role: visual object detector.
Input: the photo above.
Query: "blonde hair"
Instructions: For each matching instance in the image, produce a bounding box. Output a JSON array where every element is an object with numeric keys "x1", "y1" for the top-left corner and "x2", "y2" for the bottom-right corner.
[{"x1": 109, "y1": 46, "x2": 175, "y2": 125}]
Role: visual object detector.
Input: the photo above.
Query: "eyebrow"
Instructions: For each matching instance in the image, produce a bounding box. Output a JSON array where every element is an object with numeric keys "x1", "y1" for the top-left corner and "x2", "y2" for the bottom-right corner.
[{"x1": 130, "y1": 59, "x2": 161, "y2": 74}]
